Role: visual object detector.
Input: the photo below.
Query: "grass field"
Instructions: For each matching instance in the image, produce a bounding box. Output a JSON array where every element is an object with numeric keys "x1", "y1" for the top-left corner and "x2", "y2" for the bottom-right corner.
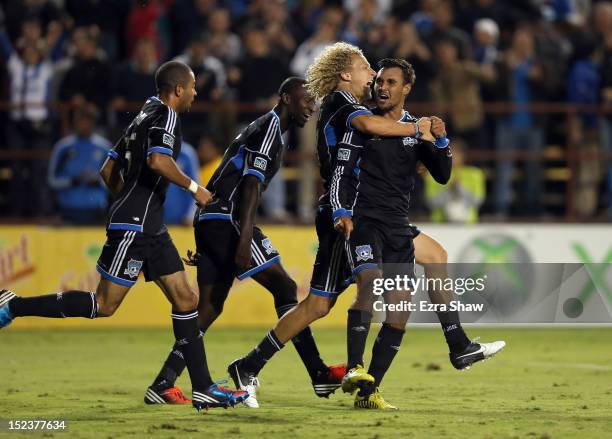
[{"x1": 1, "y1": 327, "x2": 611, "y2": 439}]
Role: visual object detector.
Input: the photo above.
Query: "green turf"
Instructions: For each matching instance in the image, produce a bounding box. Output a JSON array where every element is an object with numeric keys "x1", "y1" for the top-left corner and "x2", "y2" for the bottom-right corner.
[{"x1": 1, "y1": 327, "x2": 611, "y2": 439}]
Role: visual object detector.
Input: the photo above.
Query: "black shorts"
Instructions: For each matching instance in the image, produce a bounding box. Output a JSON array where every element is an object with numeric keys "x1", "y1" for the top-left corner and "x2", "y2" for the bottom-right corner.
[
  {"x1": 346, "y1": 216, "x2": 416, "y2": 277},
  {"x1": 195, "y1": 220, "x2": 280, "y2": 286},
  {"x1": 309, "y1": 206, "x2": 352, "y2": 298},
  {"x1": 96, "y1": 230, "x2": 184, "y2": 287}
]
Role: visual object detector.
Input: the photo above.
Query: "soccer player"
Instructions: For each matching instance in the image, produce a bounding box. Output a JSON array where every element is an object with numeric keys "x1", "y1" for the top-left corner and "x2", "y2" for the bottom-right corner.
[
  {"x1": 0, "y1": 61, "x2": 247, "y2": 411},
  {"x1": 331, "y1": 58, "x2": 505, "y2": 409},
  {"x1": 226, "y1": 43, "x2": 438, "y2": 397},
  {"x1": 144, "y1": 77, "x2": 346, "y2": 408}
]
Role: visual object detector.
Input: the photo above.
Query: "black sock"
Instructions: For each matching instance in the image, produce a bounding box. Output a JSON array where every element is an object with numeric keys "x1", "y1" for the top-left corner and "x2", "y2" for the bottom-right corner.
[
  {"x1": 347, "y1": 309, "x2": 372, "y2": 370},
  {"x1": 436, "y1": 310, "x2": 470, "y2": 353},
  {"x1": 9, "y1": 291, "x2": 98, "y2": 318},
  {"x1": 152, "y1": 328, "x2": 205, "y2": 390},
  {"x1": 367, "y1": 325, "x2": 405, "y2": 388},
  {"x1": 242, "y1": 329, "x2": 284, "y2": 375},
  {"x1": 276, "y1": 304, "x2": 327, "y2": 380},
  {"x1": 171, "y1": 310, "x2": 213, "y2": 391}
]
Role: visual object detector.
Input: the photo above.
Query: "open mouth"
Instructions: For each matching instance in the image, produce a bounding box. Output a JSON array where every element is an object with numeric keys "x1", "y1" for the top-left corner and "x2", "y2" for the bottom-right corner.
[{"x1": 377, "y1": 92, "x2": 390, "y2": 101}]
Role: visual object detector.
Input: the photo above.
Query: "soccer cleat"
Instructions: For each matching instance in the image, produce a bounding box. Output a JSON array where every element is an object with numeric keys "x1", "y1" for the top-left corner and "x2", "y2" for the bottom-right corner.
[
  {"x1": 450, "y1": 338, "x2": 506, "y2": 370},
  {"x1": 227, "y1": 359, "x2": 260, "y2": 408},
  {"x1": 312, "y1": 364, "x2": 346, "y2": 398},
  {"x1": 144, "y1": 385, "x2": 191, "y2": 405},
  {"x1": 354, "y1": 387, "x2": 398, "y2": 410},
  {"x1": 341, "y1": 365, "x2": 375, "y2": 394},
  {"x1": 192, "y1": 382, "x2": 249, "y2": 411},
  {"x1": 0, "y1": 290, "x2": 17, "y2": 329}
]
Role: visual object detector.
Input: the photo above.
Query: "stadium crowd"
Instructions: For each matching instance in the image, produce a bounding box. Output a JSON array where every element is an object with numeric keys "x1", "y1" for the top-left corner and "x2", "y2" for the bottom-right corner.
[{"x1": 1, "y1": 0, "x2": 611, "y2": 223}]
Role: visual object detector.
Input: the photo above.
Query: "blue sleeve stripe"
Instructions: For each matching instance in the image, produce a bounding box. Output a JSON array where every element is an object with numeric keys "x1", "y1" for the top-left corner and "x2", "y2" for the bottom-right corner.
[
  {"x1": 107, "y1": 150, "x2": 119, "y2": 160},
  {"x1": 147, "y1": 146, "x2": 173, "y2": 156},
  {"x1": 244, "y1": 168, "x2": 265, "y2": 183},
  {"x1": 346, "y1": 109, "x2": 373, "y2": 129},
  {"x1": 332, "y1": 208, "x2": 352, "y2": 220}
]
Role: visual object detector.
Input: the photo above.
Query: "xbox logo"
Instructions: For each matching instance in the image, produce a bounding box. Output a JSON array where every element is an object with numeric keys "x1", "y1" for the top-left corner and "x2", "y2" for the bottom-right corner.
[{"x1": 455, "y1": 234, "x2": 534, "y2": 317}]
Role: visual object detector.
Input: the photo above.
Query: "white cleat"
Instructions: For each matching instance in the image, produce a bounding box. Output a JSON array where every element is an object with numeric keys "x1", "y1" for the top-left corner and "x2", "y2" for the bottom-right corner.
[{"x1": 450, "y1": 339, "x2": 506, "y2": 370}]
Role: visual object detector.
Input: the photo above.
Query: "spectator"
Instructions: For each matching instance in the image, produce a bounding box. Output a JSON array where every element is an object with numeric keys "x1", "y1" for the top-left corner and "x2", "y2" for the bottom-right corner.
[
  {"x1": 393, "y1": 21, "x2": 434, "y2": 103},
  {"x1": 110, "y1": 37, "x2": 158, "y2": 129},
  {"x1": 47, "y1": 106, "x2": 111, "y2": 223},
  {"x1": 207, "y1": 8, "x2": 242, "y2": 65},
  {"x1": 566, "y1": 33, "x2": 601, "y2": 218},
  {"x1": 65, "y1": 0, "x2": 130, "y2": 60},
  {"x1": 229, "y1": 27, "x2": 289, "y2": 107},
  {"x1": 174, "y1": 34, "x2": 224, "y2": 142},
  {"x1": 429, "y1": 39, "x2": 487, "y2": 147},
  {"x1": 58, "y1": 27, "x2": 112, "y2": 113},
  {"x1": 493, "y1": 26, "x2": 546, "y2": 216},
  {"x1": 290, "y1": 8, "x2": 342, "y2": 77},
  {"x1": 600, "y1": 4, "x2": 612, "y2": 219},
  {"x1": 425, "y1": 0, "x2": 472, "y2": 60},
  {"x1": 197, "y1": 136, "x2": 223, "y2": 187},
  {"x1": 175, "y1": 34, "x2": 226, "y2": 98},
  {"x1": 1, "y1": 24, "x2": 61, "y2": 217},
  {"x1": 170, "y1": 0, "x2": 218, "y2": 56},
  {"x1": 259, "y1": 0, "x2": 297, "y2": 61},
  {"x1": 164, "y1": 142, "x2": 200, "y2": 225},
  {"x1": 424, "y1": 140, "x2": 485, "y2": 223},
  {"x1": 362, "y1": 16, "x2": 398, "y2": 66}
]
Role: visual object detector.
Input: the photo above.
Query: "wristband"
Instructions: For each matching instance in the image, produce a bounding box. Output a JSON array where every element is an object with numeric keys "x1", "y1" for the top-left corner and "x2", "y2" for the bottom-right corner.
[
  {"x1": 414, "y1": 120, "x2": 422, "y2": 139},
  {"x1": 434, "y1": 136, "x2": 449, "y2": 148},
  {"x1": 188, "y1": 179, "x2": 198, "y2": 194}
]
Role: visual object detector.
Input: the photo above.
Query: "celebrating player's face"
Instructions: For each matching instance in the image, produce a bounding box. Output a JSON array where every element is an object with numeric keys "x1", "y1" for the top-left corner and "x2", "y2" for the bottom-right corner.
[
  {"x1": 180, "y1": 71, "x2": 197, "y2": 113},
  {"x1": 349, "y1": 55, "x2": 375, "y2": 102},
  {"x1": 374, "y1": 67, "x2": 410, "y2": 112},
  {"x1": 291, "y1": 88, "x2": 316, "y2": 128}
]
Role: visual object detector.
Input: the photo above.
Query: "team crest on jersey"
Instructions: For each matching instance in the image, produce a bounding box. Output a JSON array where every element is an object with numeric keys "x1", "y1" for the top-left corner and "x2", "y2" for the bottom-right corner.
[
  {"x1": 262, "y1": 238, "x2": 276, "y2": 255},
  {"x1": 355, "y1": 245, "x2": 373, "y2": 262},
  {"x1": 402, "y1": 137, "x2": 418, "y2": 147},
  {"x1": 337, "y1": 148, "x2": 351, "y2": 161},
  {"x1": 254, "y1": 157, "x2": 268, "y2": 171},
  {"x1": 163, "y1": 133, "x2": 174, "y2": 147},
  {"x1": 124, "y1": 259, "x2": 143, "y2": 279}
]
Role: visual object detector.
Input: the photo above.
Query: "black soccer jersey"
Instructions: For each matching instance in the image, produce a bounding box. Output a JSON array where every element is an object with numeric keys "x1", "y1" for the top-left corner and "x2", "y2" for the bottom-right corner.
[
  {"x1": 106, "y1": 96, "x2": 182, "y2": 235},
  {"x1": 316, "y1": 91, "x2": 372, "y2": 207},
  {"x1": 196, "y1": 110, "x2": 285, "y2": 222},
  {"x1": 331, "y1": 110, "x2": 452, "y2": 226}
]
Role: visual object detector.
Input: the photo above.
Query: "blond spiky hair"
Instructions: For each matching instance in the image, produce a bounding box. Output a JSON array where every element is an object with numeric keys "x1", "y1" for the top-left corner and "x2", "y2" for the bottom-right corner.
[{"x1": 306, "y1": 42, "x2": 364, "y2": 100}]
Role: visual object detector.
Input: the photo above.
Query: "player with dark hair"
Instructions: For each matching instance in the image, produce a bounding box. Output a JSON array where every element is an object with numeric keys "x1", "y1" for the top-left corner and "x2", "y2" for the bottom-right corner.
[
  {"x1": 331, "y1": 58, "x2": 505, "y2": 409},
  {"x1": 143, "y1": 76, "x2": 346, "y2": 408},
  {"x1": 226, "y1": 43, "x2": 440, "y2": 397},
  {"x1": 0, "y1": 60, "x2": 248, "y2": 411}
]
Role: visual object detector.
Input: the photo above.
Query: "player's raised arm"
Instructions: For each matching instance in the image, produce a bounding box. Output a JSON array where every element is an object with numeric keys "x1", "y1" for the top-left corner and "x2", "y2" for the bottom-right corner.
[
  {"x1": 351, "y1": 113, "x2": 436, "y2": 141},
  {"x1": 417, "y1": 116, "x2": 452, "y2": 184}
]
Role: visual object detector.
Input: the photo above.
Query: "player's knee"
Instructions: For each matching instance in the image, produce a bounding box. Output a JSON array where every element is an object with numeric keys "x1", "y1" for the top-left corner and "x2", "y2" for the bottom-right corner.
[
  {"x1": 422, "y1": 244, "x2": 448, "y2": 265},
  {"x1": 173, "y1": 287, "x2": 199, "y2": 311},
  {"x1": 96, "y1": 299, "x2": 120, "y2": 317},
  {"x1": 306, "y1": 296, "x2": 332, "y2": 319}
]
